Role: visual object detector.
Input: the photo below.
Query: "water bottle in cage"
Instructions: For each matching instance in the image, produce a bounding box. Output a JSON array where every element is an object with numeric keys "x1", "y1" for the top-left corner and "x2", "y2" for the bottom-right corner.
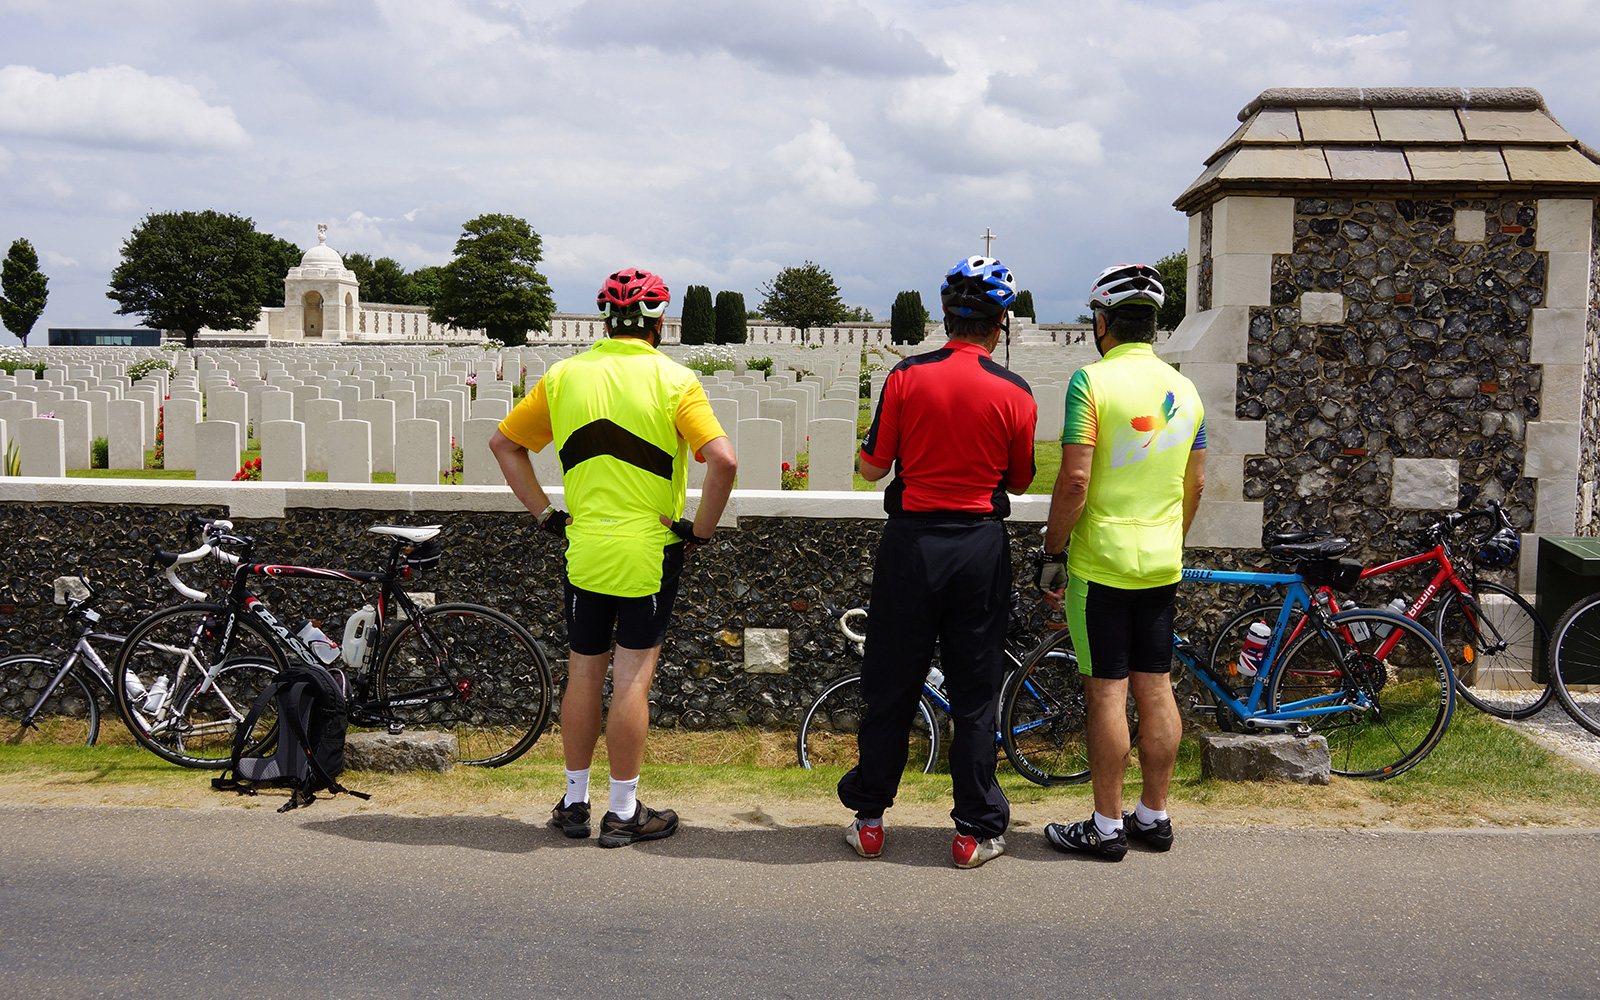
[
  {"x1": 1236, "y1": 622, "x2": 1271, "y2": 677},
  {"x1": 295, "y1": 620, "x2": 342, "y2": 665},
  {"x1": 1373, "y1": 597, "x2": 1408, "y2": 638},
  {"x1": 342, "y1": 604, "x2": 378, "y2": 668}
]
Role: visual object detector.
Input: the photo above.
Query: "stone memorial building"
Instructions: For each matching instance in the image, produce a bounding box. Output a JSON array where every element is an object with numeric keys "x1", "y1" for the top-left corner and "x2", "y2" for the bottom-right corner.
[{"x1": 1167, "y1": 87, "x2": 1600, "y2": 584}]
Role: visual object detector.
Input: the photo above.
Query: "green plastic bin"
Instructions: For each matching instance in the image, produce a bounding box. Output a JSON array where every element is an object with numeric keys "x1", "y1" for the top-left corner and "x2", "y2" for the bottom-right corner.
[{"x1": 1535, "y1": 536, "x2": 1600, "y2": 684}]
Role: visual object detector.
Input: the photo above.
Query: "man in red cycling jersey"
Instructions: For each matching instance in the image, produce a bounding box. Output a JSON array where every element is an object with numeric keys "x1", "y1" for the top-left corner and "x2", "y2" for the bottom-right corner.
[
  {"x1": 839, "y1": 256, "x2": 1036, "y2": 869},
  {"x1": 491, "y1": 268, "x2": 737, "y2": 848}
]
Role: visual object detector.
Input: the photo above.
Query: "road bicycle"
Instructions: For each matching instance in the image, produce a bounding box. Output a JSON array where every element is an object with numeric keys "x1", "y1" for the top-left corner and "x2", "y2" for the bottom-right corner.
[
  {"x1": 113, "y1": 516, "x2": 553, "y2": 769},
  {"x1": 1001, "y1": 537, "x2": 1457, "y2": 781},
  {"x1": 794, "y1": 597, "x2": 1129, "y2": 785},
  {"x1": 1548, "y1": 592, "x2": 1600, "y2": 737},
  {"x1": 1206, "y1": 504, "x2": 1547, "y2": 721},
  {"x1": 0, "y1": 537, "x2": 249, "y2": 747}
]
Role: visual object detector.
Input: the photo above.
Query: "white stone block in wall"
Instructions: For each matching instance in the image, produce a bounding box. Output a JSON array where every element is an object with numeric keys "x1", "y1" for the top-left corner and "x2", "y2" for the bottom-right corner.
[
  {"x1": 1211, "y1": 254, "x2": 1273, "y2": 308},
  {"x1": 461, "y1": 417, "x2": 502, "y2": 486},
  {"x1": 1186, "y1": 499, "x2": 1264, "y2": 551},
  {"x1": 737, "y1": 417, "x2": 782, "y2": 490},
  {"x1": 326, "y1": 419, "x2": 372, "y2": 483},
  {"x1": 1391, "y1": 458, "x2": 1459, "y2": 509},
  {"x1": 1536, "y1": 478, "x2": 1579, "y2": 534},
  {"x1": 18, "y1": 417, "x2": 65, "y2": 477},
  {"x1": 54, "y1": 398, "x2": 91, "y2": 470},
  {"x1": 1163, "y1": 306, "x2": 1250, "y2": 366},
  {"x1": 1544, "y1": 251, "x2": 1593, "y2": 309},
  {"x1": 357, "y1": 397, "x2": 396, "y2": 474},
  {"x1": 1200, "y1": 416, "x2": 1266, "y2": 456},
  {"x1": 1299, "y1": 292, "x2": 1345, "y2": 325},
  {"x1": 1539, "y1": 364, "x2": 1584, "y2": 422},
  {"x1": 207, "y1": 389, "x2": 248, "y2": 453},
  {"x1": 743, "y1": 627, "x2": 789, "y2": 674},
  {"x1": 1034, "y1": 383, "x2": 1065, "y2": 441},
  {"x1": 303, "y1": 397, "x2": 343, "y2": 474},
  {"x1": 1455, "y1": 209, "x2": 1486, "y2": 243},
  {"x1": 261, "y1": 419, "x2": 305, "y2": 482},
  {"x1": 108, "y1": 398, "x2": 144, "y2": 469},
  {"x1": 416, "y1": 398, "x2": 453, "y2": 473},
  {"x1": 808, "y1": 417, "x2": 854, "y2": 490},
  {"x1": 195, "y1": 420, "x2": 241, "y2": 481},
  {"x1": 1535, "y1": 198, "x2": 1595, "y2": 253},
  {"x1": 1525, "y1": 421, "x2": 1580, "y2": 479},
  {"x1": 1212, "y1": 196, "x2": 1295, "y2": 255},
  {"x1": 759, "y1": 396, "x2": 798, "y2": 466},
  {"x1": 164, "y1": 397, "x2": 200, "y2": 471},
  {"x1": 395, "y1": 418, "x2": 439, "y2": 484}
]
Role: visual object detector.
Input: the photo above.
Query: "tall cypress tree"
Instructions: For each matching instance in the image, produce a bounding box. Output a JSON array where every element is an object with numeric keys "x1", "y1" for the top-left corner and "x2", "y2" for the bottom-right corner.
[
  {"x1": 890, "y1": 290, "x2": 927, "y2": 345},
  {"x1": 1014, "y1": 289, "x2": 1035, "y2": 320},
  {"x1": 681, "y1": 284, "x2": 715, "y2": 344},
  {"x1": 714, "y1": 290, "x2": 747, "y2": 344}
]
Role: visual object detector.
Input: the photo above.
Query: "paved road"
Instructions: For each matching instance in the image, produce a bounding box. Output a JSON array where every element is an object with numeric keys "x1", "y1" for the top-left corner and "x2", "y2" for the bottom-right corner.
[{"x1": 1, "y1": 804, "x2": 1595, "y2": 999}]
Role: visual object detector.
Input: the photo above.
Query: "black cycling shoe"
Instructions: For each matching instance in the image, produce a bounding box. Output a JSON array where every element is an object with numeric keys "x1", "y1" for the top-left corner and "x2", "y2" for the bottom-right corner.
[
  {"x1": 1122, "y1": 811, "x2": 1173, "y2": 852},
  {"x1": 597, "y1": 802, "x2": 679, "y2": 848},
  {"x1": 550, "y1": 798, "x2": 592, "y2": 839},
  {"x1": 1044, "y1": 816, "x2": 1127, "y2": 862}
]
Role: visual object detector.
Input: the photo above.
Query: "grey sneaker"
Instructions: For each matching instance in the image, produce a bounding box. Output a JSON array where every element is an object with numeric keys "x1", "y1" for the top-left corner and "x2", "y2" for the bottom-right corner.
[
  {"x1": 1122, "y1": 810, "x2": 1173, "y2": 852},
  {"x1": 1045, "y1": 816, "x2": 1127, "y2": 861},
  {"x1": 597, "y1": 802, "x2": 679, "y2": 848},
  {"x1": 549, "y1": 798, "x2": 591, "y2": 838}
]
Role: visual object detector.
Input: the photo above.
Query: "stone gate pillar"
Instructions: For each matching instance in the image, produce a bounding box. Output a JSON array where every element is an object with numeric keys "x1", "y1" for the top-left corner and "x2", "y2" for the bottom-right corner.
[{"x1": 1166, "y1": 87, "x2": 1600, "y2": 584}]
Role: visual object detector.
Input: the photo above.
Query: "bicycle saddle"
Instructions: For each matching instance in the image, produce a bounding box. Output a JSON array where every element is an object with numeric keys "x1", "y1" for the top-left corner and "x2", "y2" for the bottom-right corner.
[
  {"x1": 370, "y1": 524, "x2": 442, "y2": 543},
  {"x1": 1268, "y1": 537, "x2": 1351, "y2": 560},
  {"x1": 1267, "y1": 530, "x2": 1328, "y2": 546}
]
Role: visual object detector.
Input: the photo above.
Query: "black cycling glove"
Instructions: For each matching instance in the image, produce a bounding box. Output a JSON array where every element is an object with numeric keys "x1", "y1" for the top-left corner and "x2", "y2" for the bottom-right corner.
[{"x1": 666, "y1": 517, "x2": 713, "y2": 554}]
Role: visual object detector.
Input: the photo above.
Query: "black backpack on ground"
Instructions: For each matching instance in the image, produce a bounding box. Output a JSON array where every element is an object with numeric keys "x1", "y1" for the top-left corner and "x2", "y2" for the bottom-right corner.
[{"x1": 212, "y1": 661, "x2": 370, "y2": 812}]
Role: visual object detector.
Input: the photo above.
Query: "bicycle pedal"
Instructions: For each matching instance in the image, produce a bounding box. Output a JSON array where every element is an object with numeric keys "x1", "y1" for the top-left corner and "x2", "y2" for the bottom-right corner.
[{"x1": 386, "y1": 723, "x2": 405, "y2": 735}]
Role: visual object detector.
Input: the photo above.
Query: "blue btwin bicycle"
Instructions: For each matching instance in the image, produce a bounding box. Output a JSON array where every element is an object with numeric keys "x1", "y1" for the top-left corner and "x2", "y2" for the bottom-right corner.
[{"x1": 1000, "y1": 535, "x2": 1456, "y2": 782}]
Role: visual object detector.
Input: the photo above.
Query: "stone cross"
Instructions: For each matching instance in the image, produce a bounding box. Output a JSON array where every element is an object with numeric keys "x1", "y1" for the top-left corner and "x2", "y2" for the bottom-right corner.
[{"x1": 981, "y1": 227, "x2": 996, "y2": 255}]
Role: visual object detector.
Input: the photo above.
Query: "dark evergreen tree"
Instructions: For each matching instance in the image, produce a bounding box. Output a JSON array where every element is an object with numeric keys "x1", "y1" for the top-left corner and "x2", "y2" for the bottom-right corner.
[
  {"x1": 714, "y1": 290, "x2": 747, "y2": 344},
  {"x1": 889, "y1": 290, "x2": 928, "y2": 345},
  {"x1": 680, "y1": 284, "x2": 715, "y2": 344},
  {"x1": 1014, "y1": 289, "x2": 1035, "y2": 320},
  {"x1": 0, "y1": 238, "x2": 49, "y2": 346}
]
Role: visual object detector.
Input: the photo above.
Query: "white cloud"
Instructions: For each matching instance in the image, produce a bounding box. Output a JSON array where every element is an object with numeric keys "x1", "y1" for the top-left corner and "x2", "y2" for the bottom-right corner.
[
  {"x1": 0, "y1": 143, "x2": 13, "y2": 174},
  {"x1": 773, "y1": 121, "x2": 877, "y2": 208},
  {"x1": 0, "y1": 65, "x2": 249, "y2": 152},
  {"x1": 888, "y1": 71, "x2": 1103, "y2": 176},
  {"x1": 41, "y1": 250, "x2": 78, "y2": 268}
]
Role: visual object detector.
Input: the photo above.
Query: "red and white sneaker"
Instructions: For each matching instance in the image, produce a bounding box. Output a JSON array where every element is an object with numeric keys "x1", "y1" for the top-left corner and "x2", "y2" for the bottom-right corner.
[
  {"x1": 952, "y1": 833, "x2": 1006, "y2": 869},
  {"x1": 845, "y1": 820, "x2": 883, "y2": 858}
]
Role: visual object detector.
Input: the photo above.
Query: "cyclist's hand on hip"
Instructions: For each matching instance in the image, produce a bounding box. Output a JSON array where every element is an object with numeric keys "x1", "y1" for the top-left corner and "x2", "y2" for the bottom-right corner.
[
  {"x1": 536, "y1": 505, "x2": 571, "y2": 539},
  {"x1": 662, "y1": 515, "x2": 713, "y2": 555},
  {"x1": 1035, "y1": 546, "x2": 1067, "y2": 595}
]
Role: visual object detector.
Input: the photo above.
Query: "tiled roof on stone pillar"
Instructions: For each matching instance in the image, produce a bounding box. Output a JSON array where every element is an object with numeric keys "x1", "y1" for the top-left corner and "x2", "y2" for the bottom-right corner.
[{"x1": 1175, "y1": 87, "x2": 1600, "y2": 212}]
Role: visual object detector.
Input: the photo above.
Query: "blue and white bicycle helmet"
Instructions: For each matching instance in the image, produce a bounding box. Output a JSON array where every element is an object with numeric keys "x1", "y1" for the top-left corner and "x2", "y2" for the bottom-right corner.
[
  {"x1": 941, "y1": 256, "x2": 1017, "y2": 319},
  {"x1": 1089, "y1": 263, "x2": 1165, "y2": 311}
]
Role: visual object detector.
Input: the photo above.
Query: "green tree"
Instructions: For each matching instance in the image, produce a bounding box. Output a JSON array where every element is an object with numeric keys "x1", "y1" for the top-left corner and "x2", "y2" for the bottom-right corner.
[
  {"x1": 680, "y1": 284, "x2": 715, "y2": 345},
  {"x1": 253, "y1": 233, "x2": 302, "y2": 308},
  {"x1": 1014, "y1": 289, "x2": 1035, "y2": 320},
  {"x1": 0, "y1": 238, "x2": 49, "y2": 347},
  {"x1": 758, "y1": 261, "x2": 847, "y2": 333},
  {"x1": 106, "y1": 210, "x2": 265, "y2": 348},
  {"x1": 366, "y1": 257, "x2": 415, "y2": 306},
  {"x1": 343, "y1": 251, "x2": 376, "y2": 290},
  {"x1": 409, "y1": 265, "x2": 445, "y2": 307},
  {"x1": 889, "y1": 290, "x2": 928, "y2": 345},
  {"x1": 430, "y1": 214, "x2": 555, "y2": 347},
  {"x1": 1154, "y1": 250, "x2": 1187, "y2": 331},
  {"x1": 844, "y1": 305, "x2": 874, "y2": 322},
  {"x1": 714, "y1": 291, "x2": 747, "y2": 344}
]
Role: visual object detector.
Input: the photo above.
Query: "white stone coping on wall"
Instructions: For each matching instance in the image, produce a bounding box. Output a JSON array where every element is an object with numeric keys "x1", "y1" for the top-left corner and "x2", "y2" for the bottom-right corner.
[{"x1": 0, "y1": 479, "x2": 1056, "y2": 525}]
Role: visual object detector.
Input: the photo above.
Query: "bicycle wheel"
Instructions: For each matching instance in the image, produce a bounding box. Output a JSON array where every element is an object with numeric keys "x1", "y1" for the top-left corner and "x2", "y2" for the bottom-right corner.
[
  {"x1": 113, "y1": 604, "x2": 287, "y2": 768},
  {"x1": 1268, "y1": 611, "x2": 1454, "y2": 779},
  {"x1": 0, "y1": 655, "x2": 99, "y2": 746},
  {"x1": 1551, "y1": 594, "x2": 1600, "y2": 737},
  {"x1": 1434, "y1": 581, "x2": 1552, "y2": 719},
  {"x1": 796, "y1": 673, "x2": 940, "y2": 774},
  {"x1": 374, "y1": 603, "x2": 552, "y2": 766}
]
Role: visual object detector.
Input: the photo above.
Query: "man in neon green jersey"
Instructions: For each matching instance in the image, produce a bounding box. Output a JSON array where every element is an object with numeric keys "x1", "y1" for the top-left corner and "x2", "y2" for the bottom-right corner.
[
  {"x1": 491, "y1": 267, "x2": 737, "y2": 848},
  {"x1": 1037, "y1": 263, "x2": 1206, "y2": 861}
]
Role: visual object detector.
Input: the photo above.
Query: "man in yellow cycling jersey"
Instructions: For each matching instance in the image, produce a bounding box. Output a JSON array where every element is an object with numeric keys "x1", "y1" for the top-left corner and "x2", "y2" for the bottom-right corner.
[
  {"x1": 1037, "y1": 263, "x2": 1205, "y2": 861},
  {"x1": 491, "y1": 268, "x2": 737, "y2": 848}
]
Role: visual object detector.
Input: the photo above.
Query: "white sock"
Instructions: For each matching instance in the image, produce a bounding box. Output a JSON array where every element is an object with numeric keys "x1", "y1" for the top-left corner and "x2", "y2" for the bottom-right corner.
[
  {"x1": 609, "y1": 776, "x2": 639, "y2": 819},
  {"x1": 1134, "y1": 800, "x2": 1168, "y2": 825},
  {"x1": 1093, "y1": 811, "x2": 1124, "y2": 837},
  {"x1": 563, "y1": 768, "x2": 590, "y2": 808},
  {"x1": 857, "y1": 818, "x2": 882, "y2": 829}
]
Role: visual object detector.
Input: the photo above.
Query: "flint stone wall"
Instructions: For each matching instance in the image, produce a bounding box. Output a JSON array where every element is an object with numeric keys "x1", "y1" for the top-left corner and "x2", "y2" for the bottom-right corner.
[
  {"x1": 1237, "y1": 196, "x2": 1544, "y2": 563},
  {"x1": 1580, "y1": 201, "x2": 1600, "y2": 532}
]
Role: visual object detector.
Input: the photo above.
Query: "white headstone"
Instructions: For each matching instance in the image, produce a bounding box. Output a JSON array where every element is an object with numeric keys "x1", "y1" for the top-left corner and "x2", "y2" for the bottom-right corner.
[
  {"x1": 18, "y1": 417, "x2": 65, "y2": 476},
  {"x1": 108, "y1": 398, "x2": 145, "y2": 469},
  {"x1": 261, "y1": 389, "x2": 294, "y2": 425},
  {"x1": 395, "y1": 418, "x2": 440, "y2": 484},
  {"x1": 326, "y1": 419, "x2": 372, "y2": 483},
  {"x1": 195, "y1": 420, "x2": 241, "y2": 481},
  {"x1": 0, "y1": 399, "x2": 36, "y2": 452},
  {"x1": 385, "y1": 388, "x2": 417, "y2": 421},
  {"x1": 163, "y1": 396, "x2": 200, "y2": 471},
  {"x1": 290, "y1": 384, "x2": 322, "y2": 422},
  {"x1": 807, "y1": 417, "x2": 855, "y2": 490},
  {"x1": 303, "y1": 397, "x2": 343, "y2": 474},
  {"x1": 54, "y1": 398, "x2": 92, "y2": 470},
  {"x1": 737, "y1": 417, "x2": 783, "y2": 490},
  {"x1": 1034, "y1": 383, "x2": 1065, "y2": 441},
  {"x1": 261, "y1": 419, "x2": 306, "y2": 482},
  {"x1": 759, "y1": 396, "x2": 798, "y2": 465},
  {"x1": 207, "y1": 389, "x2": 249, "y2": 453},
  {"x1": 416, "y1": 397, "x2": 453, "y2": 473},
  {"x1": 462, "y1": 417, "x2": 502, "y2": 486}
]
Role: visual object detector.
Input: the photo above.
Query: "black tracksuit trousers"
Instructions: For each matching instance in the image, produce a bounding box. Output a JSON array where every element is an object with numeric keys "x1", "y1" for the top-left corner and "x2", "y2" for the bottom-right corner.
[{"x1": 837, "y1": 516, "x2": 1011, "y2": 840}]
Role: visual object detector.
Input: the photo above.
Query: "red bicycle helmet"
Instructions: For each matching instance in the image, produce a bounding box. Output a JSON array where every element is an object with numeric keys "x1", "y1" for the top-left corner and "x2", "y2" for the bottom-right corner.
[{"x1": 598, "y1": 268, "x2": 671, "y2": 328}]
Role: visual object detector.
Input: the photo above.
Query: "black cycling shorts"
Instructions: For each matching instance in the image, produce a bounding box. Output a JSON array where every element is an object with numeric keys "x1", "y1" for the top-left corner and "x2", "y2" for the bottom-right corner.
[
  {"x1": 1065, "y1": 576, "x2": 1178, "y2": 680},
  {"x1": 563, "y1": 543, "x2": 684, "y2": 655}
]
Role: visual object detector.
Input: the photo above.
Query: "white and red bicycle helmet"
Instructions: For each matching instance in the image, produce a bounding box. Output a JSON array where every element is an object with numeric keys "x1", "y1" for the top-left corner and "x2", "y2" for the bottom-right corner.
[
  {"x1": 1089, "y1": 263, "x2": 1165, "y2": 311},
  {"x1": 598, "y1": 268, "x2": 671, "y2": 328}
]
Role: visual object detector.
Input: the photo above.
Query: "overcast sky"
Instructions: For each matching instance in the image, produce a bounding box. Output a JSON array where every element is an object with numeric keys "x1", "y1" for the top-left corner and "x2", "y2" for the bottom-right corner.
[{"x1": 2, "y1": 0, "x2": 1598, "y2": 341}]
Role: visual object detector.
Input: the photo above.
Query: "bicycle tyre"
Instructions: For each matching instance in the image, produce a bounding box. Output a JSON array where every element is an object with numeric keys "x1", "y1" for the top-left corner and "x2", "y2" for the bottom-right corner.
[
  {"x1": 374, "y1": 603, "x2": 552, "y2": 766},
  {"x1": 1434, "y1": 582, "x2": 1552, "y2": 719},
  {"x1": 112, "y1": 603, "x2": 287, "y2": 768},
  {"x1": 1268, "y1": 611, "x2": 1454, "y2": 779},
  {"x1": 1000, "y1": 627, "x2": 1091, "y2": 785},
  {"x1": 0, "y1": 655, "x2": 99, "y2": 746},
  {"x1": 796, "y1": 673, "x2": 940, "y2": 775},
  {"x1": 1551, "y1": 594, "x2": 1600, "y2": 737}
]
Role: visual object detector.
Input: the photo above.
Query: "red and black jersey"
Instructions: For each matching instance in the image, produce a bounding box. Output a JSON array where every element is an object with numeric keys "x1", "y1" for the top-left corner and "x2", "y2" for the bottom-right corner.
[{"x1": 860, "y1": 340, "x2": 1036, "y2": 517}]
